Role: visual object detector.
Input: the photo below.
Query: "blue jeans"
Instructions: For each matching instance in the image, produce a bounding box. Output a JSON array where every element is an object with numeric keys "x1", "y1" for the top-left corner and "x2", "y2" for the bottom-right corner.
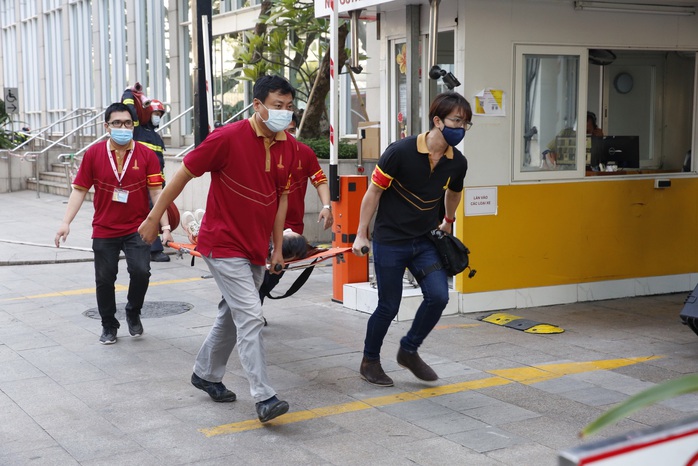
[
  {"x1": 93, "y1": 233, "x2": 151, "y2": 329},
  {"x1": 364, "y1": 237, "x2": 449, "y2": 360}
]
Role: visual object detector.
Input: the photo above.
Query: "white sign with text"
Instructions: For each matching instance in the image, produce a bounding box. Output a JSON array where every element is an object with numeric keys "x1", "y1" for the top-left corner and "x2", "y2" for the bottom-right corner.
[
  {"x1": 314, "y1": 0, "x2": 389, "y2": 17},
  {"x1": 465, "y1": 187, "x2": 498, "y2": 216}
]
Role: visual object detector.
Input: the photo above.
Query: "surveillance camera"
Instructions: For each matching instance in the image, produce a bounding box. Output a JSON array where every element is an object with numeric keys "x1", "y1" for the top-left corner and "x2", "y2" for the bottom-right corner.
[
  {"x1": 428, "y1": 65, "x2": 461, "y2": 90},
  {"x1": 442, "y1": 72, "x2": 461, "y2": 90},
  {"x1": 429, "y1": 65, "x2": 443, "y2": 80}
]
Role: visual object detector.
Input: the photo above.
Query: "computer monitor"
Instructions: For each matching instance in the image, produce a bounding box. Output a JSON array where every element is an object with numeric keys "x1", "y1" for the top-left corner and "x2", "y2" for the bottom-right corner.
[{"x1": 590, "y1": 136, "x2": 640, "y2": 169}]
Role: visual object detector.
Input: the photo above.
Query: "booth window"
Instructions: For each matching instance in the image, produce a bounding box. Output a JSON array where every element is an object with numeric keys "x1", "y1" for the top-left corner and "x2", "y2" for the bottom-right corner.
[{"x1": 514, "y1": 45, "x2": 696, "y2": 181}]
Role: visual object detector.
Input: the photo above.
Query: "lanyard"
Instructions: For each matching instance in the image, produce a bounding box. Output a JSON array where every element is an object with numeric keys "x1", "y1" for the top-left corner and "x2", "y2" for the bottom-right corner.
[{"x1": 106, "y1": 140, "x2": 134, "y2": 186}]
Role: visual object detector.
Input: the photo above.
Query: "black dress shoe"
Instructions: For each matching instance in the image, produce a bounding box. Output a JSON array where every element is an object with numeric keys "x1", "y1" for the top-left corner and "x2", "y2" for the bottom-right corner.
[
  {"x1": 191, "y1": 372, "x2": 236, "y2": 402},
  {"x1": 397, "y1": 347, "x2": 438, "y2": 381},
  {"x1": 151, "y1": 251, "x2": 170, "y2": 262},
  {"x1": 360, "y1": 356, "x2": 394, "y2": 387},
  {"x1": 255, "y1": 396, "x2": 289, "y2": 422},
  {"x1": 126, "y1": 314, "x2": 143, "y2": 336}
]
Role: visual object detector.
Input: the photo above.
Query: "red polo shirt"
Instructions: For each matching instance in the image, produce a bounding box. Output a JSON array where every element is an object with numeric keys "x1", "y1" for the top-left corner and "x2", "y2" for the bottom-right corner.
[
  {"x1": 285, "y1": 138, "x2": 327, "y2": 234},
  {"x1": 183, "y1": 116, "x2": 294, "y2": 265},
  {"x1": 73, "y1": 140, "x2": 163, "y2": 238}
]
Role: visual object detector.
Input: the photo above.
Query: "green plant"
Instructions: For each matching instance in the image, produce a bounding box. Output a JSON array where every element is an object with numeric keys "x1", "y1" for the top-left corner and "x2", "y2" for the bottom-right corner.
[
  {"x1": 300, "y1": 137, "x2": 357, "y2": 159},
  {"x1": 581, "y1": 373, "x2": 698, "y2": 437},
  {"x1": 0, "y1": 99, "x2": 15, "y2": 149}
]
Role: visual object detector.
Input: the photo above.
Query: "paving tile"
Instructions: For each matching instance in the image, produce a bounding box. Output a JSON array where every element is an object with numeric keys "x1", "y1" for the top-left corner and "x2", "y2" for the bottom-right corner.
[
  {"x1": 486, "y1": 442, "x2": 560, "y2": 466},
  {"x1": 463, "y1": 402, "x2": 541, "y2": 425},
  {"x1": 0, "y1": 446, "x2": 80, "y2": 466},
  {"x1": 561, "y1": 386, "x2": 629, "y2": 407},
  {"x1": 1, "y1": 190, "x2": 697, "y2": 465},
  {"x1": 410, "y1": 410, "x2": 488, "y2": 435},
  {"x1": 389, "y1": 437, "x2": 509, "y2": 465},
  {"x1": 445, "y1": 426, "x2": 528, "y2": 453}
]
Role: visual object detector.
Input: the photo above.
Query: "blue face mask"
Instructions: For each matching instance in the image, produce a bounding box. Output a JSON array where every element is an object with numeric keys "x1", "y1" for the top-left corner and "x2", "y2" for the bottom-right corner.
[
  {"x1": 151, "y1": 115, "x2": 162, "y2": 127},
  {"x1": 111, "y1": 128, "x2": 133, "y2": 146},
  {"x1": 441, "y1": 125, "x2": 465, "y2": 147},
  {"x1": 260, "y1": 103, "x2": 293, "y2": 133}
]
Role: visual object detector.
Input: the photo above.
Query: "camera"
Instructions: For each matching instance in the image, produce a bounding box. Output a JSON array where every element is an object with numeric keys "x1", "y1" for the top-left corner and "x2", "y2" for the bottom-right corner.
[{"x1": 428, "y1": 65, "x2": 461, "y2": 90}]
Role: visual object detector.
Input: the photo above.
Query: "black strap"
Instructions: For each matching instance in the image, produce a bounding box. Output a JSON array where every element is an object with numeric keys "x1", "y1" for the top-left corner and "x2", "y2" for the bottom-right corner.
[
  {"x1": 265, "y1": 266, "x2": 316, "y2": 300},
  {"x1": 414, "y1": 262, "x2": 443, "y2": 282}
]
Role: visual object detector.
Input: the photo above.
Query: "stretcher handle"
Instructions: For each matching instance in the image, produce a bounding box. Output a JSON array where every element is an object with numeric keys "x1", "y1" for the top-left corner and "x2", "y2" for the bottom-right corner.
[
  {"x1": 360, "y1": 246, "x2": 369, "y2": 255},
  {"x1": 274, "y1": 263, "x2": 283, "y2": 272}
]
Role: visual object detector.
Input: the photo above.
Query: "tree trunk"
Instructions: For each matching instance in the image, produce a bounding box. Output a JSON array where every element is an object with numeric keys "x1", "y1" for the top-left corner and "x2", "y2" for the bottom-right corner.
[
  {"x1": 300, "y1": 23, "x2": 349, "y2": 139},
  {"x1": 251, "y1": 0, "x2": 273, "y2": 63}
]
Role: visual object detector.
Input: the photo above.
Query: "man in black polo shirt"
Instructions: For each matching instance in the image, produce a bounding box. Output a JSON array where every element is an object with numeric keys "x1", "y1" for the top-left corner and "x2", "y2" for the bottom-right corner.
[{"x1": 352, "y1": 91, "x2": 471, "y2": 387}]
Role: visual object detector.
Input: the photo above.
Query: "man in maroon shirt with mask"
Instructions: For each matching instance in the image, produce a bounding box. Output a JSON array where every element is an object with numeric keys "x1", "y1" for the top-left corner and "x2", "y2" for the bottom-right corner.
[
  {"x1": 55, "y1": 102, "x2": 171, "y2": 345},
  {"x1": 139, "y1": 75, "x2": 296, "y2": 423}
]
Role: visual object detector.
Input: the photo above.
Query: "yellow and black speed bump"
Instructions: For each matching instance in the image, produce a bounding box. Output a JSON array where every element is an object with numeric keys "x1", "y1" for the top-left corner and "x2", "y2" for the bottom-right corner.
[{"x1": 478, "y1": 312, "x2": 564, "y2": 334}]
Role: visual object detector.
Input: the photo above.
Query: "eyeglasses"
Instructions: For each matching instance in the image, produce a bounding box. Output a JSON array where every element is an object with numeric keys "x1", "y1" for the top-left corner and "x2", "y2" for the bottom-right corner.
[
  {"x1": 107, "y1": 120, "x2": 134, "y2": 129},
  {"x1": 445, "y1": 117, "x2": 473, "y2": 132}
]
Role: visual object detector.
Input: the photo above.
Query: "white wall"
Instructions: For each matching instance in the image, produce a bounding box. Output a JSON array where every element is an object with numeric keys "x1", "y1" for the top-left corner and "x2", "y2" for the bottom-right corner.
[
  {"x1": 377, "y1": 0, "x2": 698, "y2": 187},
  {"x1": 459, "y1": 0, "x2": 698, "y2": 186}
]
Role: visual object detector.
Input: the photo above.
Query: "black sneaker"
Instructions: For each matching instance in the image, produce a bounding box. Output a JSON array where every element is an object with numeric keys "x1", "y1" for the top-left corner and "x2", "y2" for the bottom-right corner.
[
  {"x1": 191, "y1": 372, "x2": 236, "y2": 402},
  {"x1": 150, "y1": 251, "x2": 170, "y2": 262},
  {"x1": 255, "y1": 396, "x2": 289, "y2": 423},
  {"x1": 126, "y1": 314, "x2": 143, "y2": 336},
  {"x1": 99, "y1": 327, "x2": 117, "y2": 345}
]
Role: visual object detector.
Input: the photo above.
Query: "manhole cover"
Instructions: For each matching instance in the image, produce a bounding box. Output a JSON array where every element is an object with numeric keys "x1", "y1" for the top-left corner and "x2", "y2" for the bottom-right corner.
[{"x1": 83, "y1": 301, "x2": 193, "y2": 320}]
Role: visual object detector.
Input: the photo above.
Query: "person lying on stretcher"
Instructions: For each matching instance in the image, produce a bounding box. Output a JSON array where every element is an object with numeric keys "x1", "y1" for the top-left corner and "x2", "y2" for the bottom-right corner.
[
  {"x1": 274, "y1": 229, "x2": 327, "y2": 263},
  {"x1": 179, "y1": 210, "x2": 323, "y2": 264}
]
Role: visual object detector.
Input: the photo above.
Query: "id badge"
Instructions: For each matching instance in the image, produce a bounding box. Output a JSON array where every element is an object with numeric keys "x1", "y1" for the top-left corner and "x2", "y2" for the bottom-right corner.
[{"x1": 113, "y1": 188, "x2": 129, "y2": 203}]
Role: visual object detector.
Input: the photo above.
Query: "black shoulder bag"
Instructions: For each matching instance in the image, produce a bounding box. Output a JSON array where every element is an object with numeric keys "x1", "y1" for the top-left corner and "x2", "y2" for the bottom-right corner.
[{"x1": 416, "y1": 229, "x2": 476, "y2": 280}]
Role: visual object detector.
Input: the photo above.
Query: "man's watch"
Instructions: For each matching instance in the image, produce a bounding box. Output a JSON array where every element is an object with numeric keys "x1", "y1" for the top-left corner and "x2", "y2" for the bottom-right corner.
[{"x1": 322, "y1": 204, "x2": 331, "y2": 211}]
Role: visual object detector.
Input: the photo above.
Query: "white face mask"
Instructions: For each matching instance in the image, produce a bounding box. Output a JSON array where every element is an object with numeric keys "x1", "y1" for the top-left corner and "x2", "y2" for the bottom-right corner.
[
  {"x1": 151, "y1": 115, "x2": 162, "y2": 126},
  {"x1": 260, "y1": 103, "x2": 293, "y2": 132}
]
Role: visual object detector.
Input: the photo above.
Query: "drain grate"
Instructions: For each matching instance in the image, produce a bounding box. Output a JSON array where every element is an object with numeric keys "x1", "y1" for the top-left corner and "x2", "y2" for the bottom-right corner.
[{"x1": 83, "y1": 301, "x2": 193, "y2": 320}]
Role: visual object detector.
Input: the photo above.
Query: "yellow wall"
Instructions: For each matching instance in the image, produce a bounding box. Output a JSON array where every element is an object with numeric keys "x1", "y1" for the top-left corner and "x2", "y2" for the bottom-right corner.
[{"x1": 456, "y1": 178, "x2": 698, "y2": 293}]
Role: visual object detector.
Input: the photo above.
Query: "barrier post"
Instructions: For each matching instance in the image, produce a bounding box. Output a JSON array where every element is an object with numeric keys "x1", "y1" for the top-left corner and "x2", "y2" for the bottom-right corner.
[{"x1": 332, "y1": 175, "x2": 368, "y2": 303}]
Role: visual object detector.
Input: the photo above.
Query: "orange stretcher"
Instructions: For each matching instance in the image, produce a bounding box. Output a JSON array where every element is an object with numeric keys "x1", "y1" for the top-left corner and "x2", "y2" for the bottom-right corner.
[{"x1": 165, "y1": 241, "x2": 353, "y2": 271}]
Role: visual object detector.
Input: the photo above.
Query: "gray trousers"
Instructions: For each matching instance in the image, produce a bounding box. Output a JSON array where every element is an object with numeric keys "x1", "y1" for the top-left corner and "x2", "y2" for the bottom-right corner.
[{"x1": 194, "y1": 256, "x2": 275, "y2": 402}]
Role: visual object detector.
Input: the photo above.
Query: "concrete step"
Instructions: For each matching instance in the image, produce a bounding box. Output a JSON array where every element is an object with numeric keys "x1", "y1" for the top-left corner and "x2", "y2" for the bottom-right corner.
[
  {"x1": 26, "y1": 178, "x2": 94, "y2": 201},
  {"x1": 40, "y1": 171, "x2": 71, "y2": 184}
]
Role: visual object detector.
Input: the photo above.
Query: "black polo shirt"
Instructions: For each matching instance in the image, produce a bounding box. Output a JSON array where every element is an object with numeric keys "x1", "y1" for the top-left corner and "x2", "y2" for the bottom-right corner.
[{"x1": 371, "y1": 132, "x2": 467, "y2": 243}]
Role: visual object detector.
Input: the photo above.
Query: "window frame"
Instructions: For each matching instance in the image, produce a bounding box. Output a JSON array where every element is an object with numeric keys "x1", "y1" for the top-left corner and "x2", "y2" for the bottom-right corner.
[{"x1": 513, "y1": 44, "x2": 589, "y2": 182}]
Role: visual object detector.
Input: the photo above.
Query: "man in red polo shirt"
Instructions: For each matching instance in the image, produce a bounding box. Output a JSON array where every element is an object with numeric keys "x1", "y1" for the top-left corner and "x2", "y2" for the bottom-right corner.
[
  {"x1": 139, "y1": 75, "x2": 296, "y2": 423},
  {"x1": 258, "y1": 112, "x2": 333, "y2": 303},
  {"x1": 55, "y1": 102, "x2": 171, "y2": 345}
]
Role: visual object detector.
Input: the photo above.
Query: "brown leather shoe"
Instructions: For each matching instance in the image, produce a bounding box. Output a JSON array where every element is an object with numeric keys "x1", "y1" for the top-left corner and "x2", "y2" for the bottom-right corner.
[
  {"x1": 397, "y1": 348, "x2": 438, "y2": 381},
  {"x1": 360, "y1": 357, "x2": 394, "y2": 387}
]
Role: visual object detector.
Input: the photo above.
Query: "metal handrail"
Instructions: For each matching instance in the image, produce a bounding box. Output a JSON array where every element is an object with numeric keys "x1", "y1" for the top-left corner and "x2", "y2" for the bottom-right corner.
[
  {"x1": 222, "y1": 102, "x2": 254, "y2": 126},
  {"x1": 26, "y1": 110, "x2": 105, "y2": 159},
  {"x1": 156, "y1": 105, "x2": 193, "y2": 134},
  {"x1": 55, "y1": 104, "x2": 195, "y2": 191},
  {"x1": 174, "y1": 103, "x2": 254, "y2": 158},
  {"x1": 30, "y1": 109, "x2": 106, "y2": 197},
  {"x1": 12, "y1": 108, "x2": 97, "y2": 152}
]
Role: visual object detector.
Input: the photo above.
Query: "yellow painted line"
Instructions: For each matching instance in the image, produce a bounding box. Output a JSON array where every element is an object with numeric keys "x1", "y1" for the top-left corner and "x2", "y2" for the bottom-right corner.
[
  {"x1": 488, "y1": 356, "x2": 663, "y2": 385},
  {"x1": 434, "y1": 323, "x2": 480, "y2": 330},
  {"x1": 199, "y1": 377, "x2": 512, "y2": 437},
  {"x1": 199, "y1": 356, "x2": 663, "y2": 437},
  {"x1": 1, "y1": 277, "x2": 204, "y2": 301}
]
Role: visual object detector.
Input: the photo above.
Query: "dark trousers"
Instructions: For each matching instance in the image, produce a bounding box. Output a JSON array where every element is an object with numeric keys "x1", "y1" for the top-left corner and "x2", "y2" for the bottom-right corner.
[
  {"x1": 364, "y1": 237, "x2": 449, "y2": 360},
  {"x1": 93, "y1": 233, "x2": 151, "y2": 329}
]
